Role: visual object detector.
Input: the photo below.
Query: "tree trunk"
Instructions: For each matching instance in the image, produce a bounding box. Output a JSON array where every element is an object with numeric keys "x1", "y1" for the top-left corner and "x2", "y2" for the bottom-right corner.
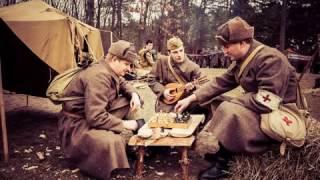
[
  {"x1": 181, "y1": 0, "x2": 190, "y2": 44},
  {"x1": 96, "y1": 0, "x2": 103, "y2": 28},
  {"x1": 111, "y1": 0, "x2": 116, "y2": 32},
  {"x1": 86, "y1": 0, "x2": 95, "y2": 26},
  {"x1": 196, "y1": 0, "x2": 207, "y2": 52},
  {"x1": 116, "y1": 0, "x2": 123, "y2": 38},
  {"x1": 157, "y1": 0, "x2": 167, "y2": 53},
  {"x1": 279, "y1": 0, "x2": 287, "y2": 52},
  {"x1": 7, "y1": 0, "x2": 16, "y2": 5},
  {"x1": 72, "y1": 0, "x2": 79, "y2": 19},
  {"x1": 138, "y1": 0, "x2": 144, "y2": 48}
]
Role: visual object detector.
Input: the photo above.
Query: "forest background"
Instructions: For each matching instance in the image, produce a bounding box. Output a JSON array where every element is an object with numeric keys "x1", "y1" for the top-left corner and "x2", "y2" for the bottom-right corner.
[{"x1": 2, "y1": 0, "x2": 320, "y2": 55}]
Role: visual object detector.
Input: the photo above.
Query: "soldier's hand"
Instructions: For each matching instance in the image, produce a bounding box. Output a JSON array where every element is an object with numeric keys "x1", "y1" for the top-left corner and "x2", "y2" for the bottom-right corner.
[
  {"x1": 130, "y1": 93, "x2": 141, "y2": 112},
  {"x1": 185, "y1": 82, "x2": 195, "y2": 92},
  {"x1": 123, "y1": 120, "x2": 138, "y2": 131},
  {"x1": 174, "y1": 94, "x2": 197, "y2": 113}
]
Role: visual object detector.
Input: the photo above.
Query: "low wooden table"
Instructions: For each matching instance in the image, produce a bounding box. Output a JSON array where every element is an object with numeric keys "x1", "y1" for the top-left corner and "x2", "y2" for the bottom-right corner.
[{"x1": 128, "y1": 114, "x2": 204, "y2": 180}]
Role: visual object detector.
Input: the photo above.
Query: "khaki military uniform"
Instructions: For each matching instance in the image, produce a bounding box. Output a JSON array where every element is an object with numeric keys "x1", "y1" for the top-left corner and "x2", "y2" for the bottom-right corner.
[
  {"x1": 149, "y1": 54, "x2": 203, "y2": 112},
  {"x1": 194, "y1": 40, "x2": 297, "y2": 153},
  {"x1": 138, "y1": 48, "x2": 155, "y2": 67},
  {"x1": 58, "y1": 59, "x2": 137, "y2": 179}
]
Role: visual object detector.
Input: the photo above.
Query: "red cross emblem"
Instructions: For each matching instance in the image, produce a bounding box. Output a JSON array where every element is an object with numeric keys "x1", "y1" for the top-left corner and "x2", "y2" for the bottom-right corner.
[
  {"x1": 283, "y1": 116, "x2": 293, "y2": 126},
  {"x1": 262, "y1": 94, "x2": 271, "y2": 102}
]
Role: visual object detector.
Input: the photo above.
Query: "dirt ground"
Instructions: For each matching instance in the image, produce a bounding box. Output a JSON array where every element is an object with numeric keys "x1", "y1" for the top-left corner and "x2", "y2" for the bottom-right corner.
[{"x1": 0, "y1": 70, "x2": 319, "y2": 180}]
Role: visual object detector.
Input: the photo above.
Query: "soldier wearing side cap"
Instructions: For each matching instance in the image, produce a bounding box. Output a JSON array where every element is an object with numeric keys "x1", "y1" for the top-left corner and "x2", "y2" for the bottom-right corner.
[
  {"x1": 175, "y1": 17, "x2": 298, "y2": 179},
  {"x1": 149, "y1": 36, "x2": 206, "y2": 113},
  {"x1": 58, "y1": 40, "x2": 145, "y2": 179},
  {"x1": 138, "y1": 39, "x2": 156, "y2": 68}
]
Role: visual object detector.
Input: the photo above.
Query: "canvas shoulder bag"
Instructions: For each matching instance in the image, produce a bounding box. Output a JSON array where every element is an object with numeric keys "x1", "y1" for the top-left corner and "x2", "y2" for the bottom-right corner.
[
  {"x1": 237, "y1": 44, "x2": 310, "y2": 155},
  {"x1": 46, "y1": 60, "x2": 95, "y2": 104},
  {"x1": 259, "y1": 47, "x2": 317, "y2": 156},
  {"x1": 260, "y1": 84, "x2": 310, "y2": 156},
  {"x1": 260, "y1": 102, "x2": 308, "y2": 155}
]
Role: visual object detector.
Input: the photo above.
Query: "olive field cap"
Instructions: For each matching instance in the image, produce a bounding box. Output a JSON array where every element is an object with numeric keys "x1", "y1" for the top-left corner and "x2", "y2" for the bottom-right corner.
[
  {"x1": 167, "y1": 37, "x2": 184, "y2": 50},
  {"x1": 108, "y1": 40, "x2": 137, "y2": 63},
  {"x1": 215, "y1": 16, "x2": 254, "y2": 45}
]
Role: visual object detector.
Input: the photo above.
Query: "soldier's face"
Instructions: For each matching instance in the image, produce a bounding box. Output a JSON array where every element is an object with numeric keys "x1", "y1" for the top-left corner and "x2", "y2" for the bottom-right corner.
[
  {"x1": 146, "y1": 43, "x2": 153, "y2": 50},
  {"x1": 113, "y1": 58, "x2": 132, "y2": 76},
  {"x1": 222, "y1": 42, "x2": 245, "y2": 61},
  {"x1": 169, "y1": 46, "x2": 185, "y2": 63}
]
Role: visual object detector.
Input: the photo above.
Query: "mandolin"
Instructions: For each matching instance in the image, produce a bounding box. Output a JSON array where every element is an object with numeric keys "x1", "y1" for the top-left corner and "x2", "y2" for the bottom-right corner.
[{"x1": 163, "y1": 76, "x2": 209, "y2": 104}]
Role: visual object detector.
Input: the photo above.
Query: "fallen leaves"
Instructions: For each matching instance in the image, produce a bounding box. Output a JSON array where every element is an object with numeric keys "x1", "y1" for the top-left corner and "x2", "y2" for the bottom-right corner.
[{"x1": 22, "y1": 164, "x2": 38, "y2": 171}]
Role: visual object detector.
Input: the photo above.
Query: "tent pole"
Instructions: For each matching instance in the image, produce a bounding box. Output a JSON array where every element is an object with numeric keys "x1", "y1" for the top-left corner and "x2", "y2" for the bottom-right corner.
[
  {"x1": 26, "y1": 95, "x2": 29, "y2": 106},
  {"x1": 0, "y1": 57, "x2": 9, "y2": 162}
]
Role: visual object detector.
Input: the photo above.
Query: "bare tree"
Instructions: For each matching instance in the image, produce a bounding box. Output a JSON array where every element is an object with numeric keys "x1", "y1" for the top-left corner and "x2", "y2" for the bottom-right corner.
[
  {"x1": 279, "y1": 0, "x2": 287, "y2": 51},
  {"x1": 111, "y1": 0, "x2": 116, "y2": 32},
  {"x1": 6, "y1": 0, "x2": 16, "y2": 6},
  {"x1": 116, "y1": 0, "x2": 123, "y2": 38},
  {"x1": 71, "y1": 0, "x2": 79, "y2": 19},
  {"x1": 86, "y1": 0, "x2": 95, "y2": 26},
  {"x1": 137, "y1": 0, "x2": 151, "y2": 48},
  {"x1": 96, "y1": 0, "x2": 103, "y2": 28}
]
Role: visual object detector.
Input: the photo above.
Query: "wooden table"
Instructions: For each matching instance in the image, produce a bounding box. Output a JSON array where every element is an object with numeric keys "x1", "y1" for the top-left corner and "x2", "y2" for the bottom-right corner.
[{"x1": 128, "y1": 114, "x2": 204, "y2": 180}]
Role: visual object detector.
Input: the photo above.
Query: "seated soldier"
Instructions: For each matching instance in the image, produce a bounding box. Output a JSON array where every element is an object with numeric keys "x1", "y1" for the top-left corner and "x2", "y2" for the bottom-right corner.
[
  {"x1": 58, "y1": 40, "x2": 144, "y2": 179},
  {"x1": 149, "y1": 36, "x2": 208, "y2": 113},
  {"x1": 139, "y1": 39, "x2": 156, "y2": 68},
  {"x1": 175, "y1": 16, "x2": 298, "y2": 179}
]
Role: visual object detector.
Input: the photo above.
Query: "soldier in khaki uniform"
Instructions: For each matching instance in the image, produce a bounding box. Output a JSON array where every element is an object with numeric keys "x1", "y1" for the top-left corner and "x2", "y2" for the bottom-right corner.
[
  {"x1": 175, "y1": 17, "x2": 298, "y2": 179},
  {"x1": 138, "y1": 40, "x2": 156, "y2": 68},
  {"x1": 58, "y1": 40, "x2": 144, "y2": 179},
  {"x1": 149, "y1": 37, "x2": 206, "y2": 113}
]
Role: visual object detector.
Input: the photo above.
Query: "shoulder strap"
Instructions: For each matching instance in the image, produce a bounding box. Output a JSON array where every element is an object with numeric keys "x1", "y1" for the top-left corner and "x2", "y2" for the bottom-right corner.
[
  {"x1": 238, "y1": 45, "x2": 264, "y2": 78},
  {"x1": 296, "y1": 83, "x2": 308, "y2": 110},
  {"x1": 298, "y1": 48, "x2": 319, "y2": 83},
  {"x1": 167, "y1": 56, "x2": 186, "y2": 84}
]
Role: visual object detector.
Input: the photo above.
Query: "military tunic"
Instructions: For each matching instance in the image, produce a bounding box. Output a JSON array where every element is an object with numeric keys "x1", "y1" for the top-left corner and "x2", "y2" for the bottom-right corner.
[
  {"x1": 58, "y1": 59, "x2": 136, "y2": 179},
  {"x1": 138, "y1": 48, "x2": 155, "y2": 67},
  {"x1": 194, "y1": 40, "x2": 297, "y2": 153},
  {"x1": 149, "y1": 54, "x2": 203, "y2": 112}
]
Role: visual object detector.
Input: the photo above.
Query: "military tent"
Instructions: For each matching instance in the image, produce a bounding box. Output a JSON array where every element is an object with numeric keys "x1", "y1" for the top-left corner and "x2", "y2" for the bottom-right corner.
[{"x1": 0, "y1": 0, "x2": 104, "y2": 96}]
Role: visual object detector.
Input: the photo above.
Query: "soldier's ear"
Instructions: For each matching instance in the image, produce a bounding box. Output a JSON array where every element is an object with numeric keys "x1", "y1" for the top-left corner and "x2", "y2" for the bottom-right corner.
[{"x1": 111, "y1": 56, "x2": 118, "y2": 62}]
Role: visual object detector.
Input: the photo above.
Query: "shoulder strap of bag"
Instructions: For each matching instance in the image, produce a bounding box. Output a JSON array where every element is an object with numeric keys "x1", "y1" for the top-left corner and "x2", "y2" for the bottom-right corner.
[
  {"x1": 297, "y1": 48, "x2": 319, "y2": 83},
  {"x1": 296, "y1": 48, "x2": 319, "y2": 110},
  {"x1": 238, "y1": 45, "x2": 264, "y2": 78},
  {"x1": 167, "y1": 56, "x2": 186, "y2": 84}
]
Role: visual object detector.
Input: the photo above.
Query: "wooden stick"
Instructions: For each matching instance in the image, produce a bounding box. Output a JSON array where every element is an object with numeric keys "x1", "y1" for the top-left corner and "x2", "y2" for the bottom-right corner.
[
  {"x1": 135, "y1": 146, "x2": 145, "y2": 178},
  {"x1": 0, "y1": 58, "x2": 9, "y2": 162},
  {"x1": 180, "y1": 147, "x2": 190, "y2": 180}
]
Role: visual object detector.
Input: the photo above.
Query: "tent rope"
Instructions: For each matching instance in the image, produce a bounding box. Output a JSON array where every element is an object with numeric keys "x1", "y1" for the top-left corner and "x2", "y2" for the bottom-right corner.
[
  {"x1": 68, "y1": 17, "x2": 100, "y2": 62},
  {"x1": 75, "y1": 24, "x2": 98, "y2": 62},
  {"x1": 48, "y1": 68, "x2": 52, "y2": 83}
]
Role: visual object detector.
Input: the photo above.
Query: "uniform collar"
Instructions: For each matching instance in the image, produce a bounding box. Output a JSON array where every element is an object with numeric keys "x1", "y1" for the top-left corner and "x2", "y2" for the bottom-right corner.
[
  {"x1": 100, "y1": 59, "x2": 120, "y2": 83},
  {"x1": 237, "y1": 39, "x2": 261, "y2": 64}
]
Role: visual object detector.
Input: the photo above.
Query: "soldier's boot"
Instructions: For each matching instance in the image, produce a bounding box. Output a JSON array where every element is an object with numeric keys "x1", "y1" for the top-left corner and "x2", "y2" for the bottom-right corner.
[{"x1": 198, "y1": 145, "x2": 231, "y2": 180}]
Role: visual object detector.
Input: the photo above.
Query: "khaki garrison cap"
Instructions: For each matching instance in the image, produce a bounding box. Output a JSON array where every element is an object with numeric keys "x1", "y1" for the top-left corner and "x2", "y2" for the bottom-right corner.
[{"x1": 167, "y1": 37, "x2": 184, "y2": 50}]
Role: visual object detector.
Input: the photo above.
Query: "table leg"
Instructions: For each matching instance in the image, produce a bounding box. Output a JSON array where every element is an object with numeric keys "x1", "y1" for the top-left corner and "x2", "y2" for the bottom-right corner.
[
  {"x1": 135, "y1": 146, "x2": 145, "y2": 178},
  {"x1": 0, "y1": 59, "x2": 9, "y2": 162},
  {"x1": 180, "y1": 147, "x2": 189, "y2": 180}
]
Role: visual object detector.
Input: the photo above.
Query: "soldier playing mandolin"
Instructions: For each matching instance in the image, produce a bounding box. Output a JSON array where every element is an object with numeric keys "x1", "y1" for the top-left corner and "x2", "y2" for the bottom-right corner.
[{"x1": 148, "y1": 37, "x2": 208, "y2": 113}]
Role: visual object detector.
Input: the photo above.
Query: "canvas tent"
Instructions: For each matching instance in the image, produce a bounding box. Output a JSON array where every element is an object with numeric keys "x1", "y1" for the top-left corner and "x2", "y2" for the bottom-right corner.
[{"x1": 0, "y1": 0, "x2": 104, "y2": 96}]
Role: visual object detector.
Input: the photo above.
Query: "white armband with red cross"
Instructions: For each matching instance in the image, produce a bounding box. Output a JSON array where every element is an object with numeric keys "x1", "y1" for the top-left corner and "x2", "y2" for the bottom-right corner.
[{"x1": 255, "y1": 89, "x2": 282, "y2": 110}]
